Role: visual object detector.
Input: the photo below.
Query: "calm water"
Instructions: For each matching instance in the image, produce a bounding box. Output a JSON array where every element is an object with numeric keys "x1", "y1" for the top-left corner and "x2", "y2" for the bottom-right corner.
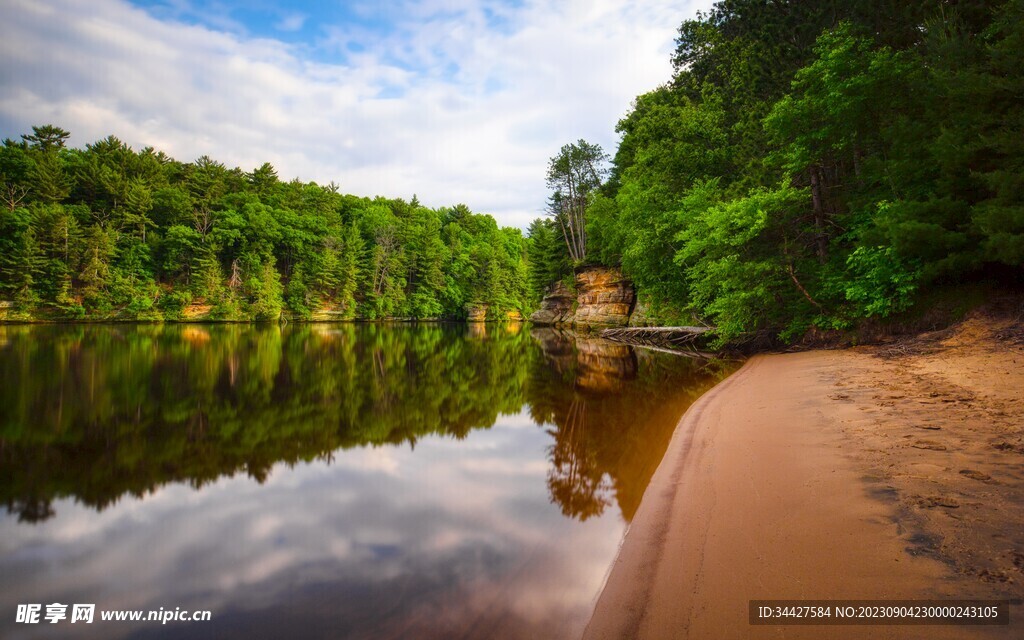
[{"x1": 0, "y1": 323, "x2": 731, "y2": 640}]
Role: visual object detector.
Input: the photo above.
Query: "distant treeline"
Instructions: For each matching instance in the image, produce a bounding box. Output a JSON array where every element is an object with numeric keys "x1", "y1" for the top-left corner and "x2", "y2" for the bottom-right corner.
[
  {"x1": 0, "y1": 128, "x2": 529, "y2": 321},
  {"x1": 529, "y1": 0, "x2": 1024, "y2": 345}
]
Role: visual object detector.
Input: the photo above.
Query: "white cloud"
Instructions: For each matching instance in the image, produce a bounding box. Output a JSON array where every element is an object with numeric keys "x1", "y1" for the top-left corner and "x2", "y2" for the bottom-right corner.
[
  {"x1": 0, "y1": 0, "x2": 713, "y2": 229},
  {"x1": 0, "y1": 412, "x2": 628, "y2": 639},
  {"x1": 275, "y1": 12, "x2": 307, "y2": 33}
]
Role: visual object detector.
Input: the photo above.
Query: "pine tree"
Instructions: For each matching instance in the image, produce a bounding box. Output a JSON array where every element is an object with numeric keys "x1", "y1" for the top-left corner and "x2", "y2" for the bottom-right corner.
[{"x1": 12, "y1": 226, "x2": 44, "y2": 309}]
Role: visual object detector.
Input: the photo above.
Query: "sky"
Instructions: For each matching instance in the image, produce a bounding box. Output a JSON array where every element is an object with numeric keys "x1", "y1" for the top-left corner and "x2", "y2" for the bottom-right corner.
[{"x1": 0, "y1": 0, "x2": 714, "y2": 229}]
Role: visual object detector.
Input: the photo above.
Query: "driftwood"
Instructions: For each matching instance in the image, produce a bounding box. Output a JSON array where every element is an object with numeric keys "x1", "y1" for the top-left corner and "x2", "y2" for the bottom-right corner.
[
  {"x1": 600, "y1": 326, "x2": 713, "y2": 355},
  {"x1": 619, "y1": 342, "x2": 717, "y2": 360}
]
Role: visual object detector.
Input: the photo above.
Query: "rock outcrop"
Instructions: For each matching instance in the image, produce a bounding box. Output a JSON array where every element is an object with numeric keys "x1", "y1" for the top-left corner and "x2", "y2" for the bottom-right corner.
[
  {"x1": 529, "y1": 280, "x2": 575, "y2": 325},
  {"x1": 573, "y1": 266, "x2": 635, "y2": 327},
  {"x1": 465, "y1": 303, "x2": 488, "y2": 322},
  {"x1": 530, "y1": 266, "x2": 635, "y2": 328},
  {"x1": 626, "y1": 300, "x2": 657, "y2": 327}
]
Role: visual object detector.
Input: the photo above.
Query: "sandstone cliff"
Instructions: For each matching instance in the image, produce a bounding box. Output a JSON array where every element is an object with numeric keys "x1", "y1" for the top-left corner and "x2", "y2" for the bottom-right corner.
[
  {"x1": 529, "y1": 280, "x2": 575, "y2": 325},
  {"x1": 530, "y1": 266, "x2": 635, "y2": 328},
  {"x1": 466, "y1": 304, "x2": 524, "y2": 323},
  {"x1": 465, "y1": 303, "x2": 488, "y2": 322},
  {"x1": 573, "y1": 266, "x2": 635, "y2": 327}
]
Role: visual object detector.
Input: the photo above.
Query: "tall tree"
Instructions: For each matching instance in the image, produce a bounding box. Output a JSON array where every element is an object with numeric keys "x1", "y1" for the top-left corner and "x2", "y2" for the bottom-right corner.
[
  {"x1": 22, "y1": 125, "x2": 70, "y2": 153},
  {"x1": 546, "y1": 140, "x2": 607, "y2": 264}
]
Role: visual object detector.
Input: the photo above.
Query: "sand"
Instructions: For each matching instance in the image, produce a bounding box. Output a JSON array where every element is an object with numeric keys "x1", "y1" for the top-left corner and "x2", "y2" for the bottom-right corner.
[{"x1": 584, "y1": 315, "x2": 1024, "y2": 639}]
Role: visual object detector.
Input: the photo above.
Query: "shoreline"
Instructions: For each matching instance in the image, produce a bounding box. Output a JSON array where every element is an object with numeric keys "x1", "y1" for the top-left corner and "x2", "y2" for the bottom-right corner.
[
  {"x1": 0, "y1": 317, "x2": 524, "y2": 325},
  {"x1": 584, "y1": 315, "x2": 1023, "y2": 639}
]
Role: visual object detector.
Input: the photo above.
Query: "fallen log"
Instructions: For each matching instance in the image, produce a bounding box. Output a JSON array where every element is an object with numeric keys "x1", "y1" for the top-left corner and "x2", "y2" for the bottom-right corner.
[
  {"x1": 600, "y1": 326, "x2": 711, "y2": 347},
  {"x1": 619, "y1": 342, "x2": 717, "y2": 359}
]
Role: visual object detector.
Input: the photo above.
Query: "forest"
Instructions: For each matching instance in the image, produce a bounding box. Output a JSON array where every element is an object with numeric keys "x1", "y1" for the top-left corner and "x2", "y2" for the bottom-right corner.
[
  {"x1": 3, "y1": 1, "x2": 1022, "y2": 344},
  {"x1": 529, "y1": 0, "x2": 1024, "y2": 345},
  {"x1": 0, "y1": 127, "x2": 530, "y2": 321}
]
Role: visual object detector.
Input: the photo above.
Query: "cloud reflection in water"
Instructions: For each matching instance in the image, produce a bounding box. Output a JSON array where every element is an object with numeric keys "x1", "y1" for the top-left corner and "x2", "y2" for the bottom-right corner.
[{"x1": 0, "y1": 324, "x2": 733, "y2": 639}]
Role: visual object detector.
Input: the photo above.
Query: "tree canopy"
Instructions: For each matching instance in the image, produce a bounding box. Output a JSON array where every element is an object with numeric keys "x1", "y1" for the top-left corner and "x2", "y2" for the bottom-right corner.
[
  {"x1": 529, "y1": 0, "x2": 1024, "y2": 346},
  {"x1": 545, "y1": 140, "x2": 608, "y2": 264},
  {"x1": 0, "y1": 130, "x2": 530, "y2": 321}
]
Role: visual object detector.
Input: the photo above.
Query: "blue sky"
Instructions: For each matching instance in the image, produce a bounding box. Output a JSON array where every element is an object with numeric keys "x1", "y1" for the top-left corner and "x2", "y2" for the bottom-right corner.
[
  {"x1": 128, "y1": 0, "x2": 524, "y2": 64},
  {"x1": 0, "y1": 0, "x2": 713, "y2": 228}
]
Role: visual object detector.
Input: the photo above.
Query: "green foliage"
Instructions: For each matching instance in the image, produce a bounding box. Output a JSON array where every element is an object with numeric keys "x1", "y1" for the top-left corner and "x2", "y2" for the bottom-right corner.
[
  {"x1": 837, "y1": 246, "x2": 919, "y2": 319},
  {"x1": 545, "y1": 140, "x2": 608, "y2": 264},
  {"x1": 526, "y1": 217, "x2": 570, "y2": 302},
  {"x1": 22, "y1": 125, "x2": 70, "y2": 153},
  {"x1": 596, "y1": 86, "x2": 735, "y2": 317},
  {"x1": 676, "y1": 184, "x2": 810, "y2": 345},
  {"x1": 580, "y1": 0, "x2": 1024, "y2": 345},
  {"x1": 583, "y1": 193, "x2": 619, "y2": 266},
  {"x1": 0, "y1": 131, "x2": 530, "y2": 321},
  {"x1": 156, "y1": 289, "x2": 192, "y2": 320},
  {"x1": 246, "y1": 260, "x2": 284, "y2": 321}
]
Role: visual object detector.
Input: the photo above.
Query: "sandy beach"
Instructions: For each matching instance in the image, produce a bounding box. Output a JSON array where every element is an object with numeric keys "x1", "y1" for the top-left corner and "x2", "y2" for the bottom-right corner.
[{"x1": 585, "y1": 314, "x2": 1024, "y2": 639}]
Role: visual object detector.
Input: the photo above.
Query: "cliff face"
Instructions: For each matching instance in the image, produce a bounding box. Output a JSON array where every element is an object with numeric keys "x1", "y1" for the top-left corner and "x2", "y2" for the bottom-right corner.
[
  {"x1": 465, "y1": 304, "x2": 488, "y2": 322},
  {"x1": 529, "y1": 280, "x2": 575, "y2": 325},
  {"x1": 573, "y1": 266, "x2": 635, "y2": 327},
  {"x1": 626, "y1": 300, "x2": 657, "y2": 327},
  {"x1": 530, "y1": 266, "x2": 635, "y2": 328}
]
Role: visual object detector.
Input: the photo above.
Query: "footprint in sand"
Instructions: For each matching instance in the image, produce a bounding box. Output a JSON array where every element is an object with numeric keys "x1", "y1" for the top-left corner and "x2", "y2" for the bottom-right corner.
[
  {"x1": 959, "y1": 469, "x2": 1001, "y2": 484},
  {"x1": 912, "y1": 495, "x2": 960, "y2": 509},
  {"x1": 912, "y1": 440, "x2": 948, "y2": 451},
  {"x1": 977, "y1": 568, "x2": 1012, "y2": 583}
]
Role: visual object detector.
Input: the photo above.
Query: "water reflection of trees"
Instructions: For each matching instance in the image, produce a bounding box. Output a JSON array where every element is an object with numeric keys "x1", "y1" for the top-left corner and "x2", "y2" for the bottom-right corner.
[
  {"x1": 546, "y1": 396, "x2": 614, "y2": 521},
  {"x1": 527, "y1": 329, "x2": 732, "y2": 522},
  {"x1": 0, "y1": 324, "x2": 733, "y2": 524},
  {"x1": 0, "y1": 323, "x2": 530, "y2": 522}
]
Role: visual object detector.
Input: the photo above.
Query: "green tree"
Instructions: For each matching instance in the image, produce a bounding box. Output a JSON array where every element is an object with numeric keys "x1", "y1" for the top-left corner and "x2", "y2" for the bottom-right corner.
[
  {"x1": 546, "y1": 140, "x2": 607, "y2": 264},
  {"x1": 0, "y1": 126, "x2": 530, "y2": 322},
  {"x1": 79, "y1": 225, "x2": 115, "y2": 311},
  {"x1": 0, "y1": 141, "x2": 33, "y2": 211},
  {"x1": 22, "y1": 125, "x2": 70, "y2": 153}
]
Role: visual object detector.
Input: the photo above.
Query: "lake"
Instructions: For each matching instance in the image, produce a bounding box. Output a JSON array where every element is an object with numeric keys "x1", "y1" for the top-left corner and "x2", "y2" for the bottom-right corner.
[{"x1": 0, "y1": 323, "x2": 731, "y2": 639}]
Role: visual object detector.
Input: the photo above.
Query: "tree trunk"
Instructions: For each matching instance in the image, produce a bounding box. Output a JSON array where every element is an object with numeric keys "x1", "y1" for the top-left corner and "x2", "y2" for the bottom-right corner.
[{"x1": 809, "y1": 165, "x2": 828, "y2": 263}]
